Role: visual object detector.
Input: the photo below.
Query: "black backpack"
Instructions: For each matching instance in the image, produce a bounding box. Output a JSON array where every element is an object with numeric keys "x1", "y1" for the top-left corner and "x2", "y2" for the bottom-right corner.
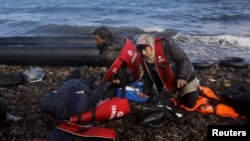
[
  {"x1": 221, "y1": 84, "x2": 250, "y2": 119},
  {"x1": 0, "y1": 72, "x2": 25, "y2": 87}
]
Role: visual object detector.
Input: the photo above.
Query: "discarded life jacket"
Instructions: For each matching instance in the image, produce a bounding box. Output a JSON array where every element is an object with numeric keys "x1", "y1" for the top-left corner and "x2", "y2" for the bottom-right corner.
[
  {"x1": 69, "y1": 97, "x2": 130, "y2": 124},
  {"x1": 171, "y1": 85, "x2": 248, "y2": 120},
  {"x1": 55, "y1": 121, "x2": 116, "y2": 141},
  {"x1": 140, "y1": 38, "x2": 175, "y2": 93},
  {"x1": 101, "y1": 38, "x2": 140, "y2": 83},
  {"x1": 41, "y1": 89, "x2": 130, "y2": 141},
  {"x1": 55, "y1": 97, "x2": 130, "y2": 141},
  {"x1": 34, "y1": 121, "x2": 116, "y2": 141}
]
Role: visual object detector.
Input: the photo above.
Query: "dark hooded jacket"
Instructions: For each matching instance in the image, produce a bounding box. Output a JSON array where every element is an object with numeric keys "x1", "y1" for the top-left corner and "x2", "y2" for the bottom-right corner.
[
  {"x1": 97, "y1": 35, "x2": 134, "y2": 87},
  {"x1": 98, "y1": 35, "x2": 126, "y2": 67},
  {"x1": 41, "y1": 79, "x2": 111, "y2": 122}
]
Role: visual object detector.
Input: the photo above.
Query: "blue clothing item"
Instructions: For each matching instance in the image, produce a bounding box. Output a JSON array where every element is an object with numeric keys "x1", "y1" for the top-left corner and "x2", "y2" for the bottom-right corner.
[{"x1": 116, "y1": 81, "x2": 155, "y2": 103}]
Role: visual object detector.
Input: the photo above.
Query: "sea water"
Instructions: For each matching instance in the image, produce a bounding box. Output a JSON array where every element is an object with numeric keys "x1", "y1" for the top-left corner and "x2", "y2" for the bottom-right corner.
[{"x1": 0, "y1": 0, "x2": 249, "y2": 62}]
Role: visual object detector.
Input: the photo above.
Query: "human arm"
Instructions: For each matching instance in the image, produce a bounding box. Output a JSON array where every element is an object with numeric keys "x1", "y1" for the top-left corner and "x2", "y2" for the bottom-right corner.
[{"x1": 162, "y1": 38, "x2": 194, "y2": 81}]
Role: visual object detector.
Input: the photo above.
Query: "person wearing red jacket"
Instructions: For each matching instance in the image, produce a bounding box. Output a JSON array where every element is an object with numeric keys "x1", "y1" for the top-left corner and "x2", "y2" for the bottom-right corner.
[
  {"x1": 93, "y1": 26, "x2": 140, "y2": 99},
  {"x1": 135, "y1": 34, "x2": 199, "y2": 108}
]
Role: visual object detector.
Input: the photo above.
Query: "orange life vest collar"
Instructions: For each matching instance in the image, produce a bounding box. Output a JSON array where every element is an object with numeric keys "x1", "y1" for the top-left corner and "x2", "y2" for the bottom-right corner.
[
  {"x1": 171, "y1": 86, "x2": 247, "y2": 120},
  {"x1": 101, "y1": 38, "x2": 140, "y2": 83}
]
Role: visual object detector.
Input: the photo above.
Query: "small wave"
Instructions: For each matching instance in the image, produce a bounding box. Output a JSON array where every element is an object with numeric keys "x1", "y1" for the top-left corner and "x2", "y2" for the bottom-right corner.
[
  {"x1": 173, "y1": 33, "x2": 250, "y2": 48},
  {"x1": 138, "y1": 26, "x2": 166, "y2": 33},
  {"x1": 23, "y1": 24, "x2": 171, "y2": 37},
  {"x1": 173, "y1": 33, "x2": 250, "y2": 62},
  {"x1": 23, "y1": 24, "x2": 250, "y2": 49},
  {"x1": 24, "y1": 24, "x2": 96, "y2": 36},
  {"x1": 201, "y1": 13, "x2": 250, "y2": 23}
]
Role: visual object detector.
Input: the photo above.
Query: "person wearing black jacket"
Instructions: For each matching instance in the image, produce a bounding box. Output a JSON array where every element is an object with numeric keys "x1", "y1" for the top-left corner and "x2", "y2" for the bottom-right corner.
[
  {"x1": 92, "y1": 26, "x2": 140, "y2": 99},
  {"x1": 136, "y1": 34, "x2": 199, "y2": 108}
]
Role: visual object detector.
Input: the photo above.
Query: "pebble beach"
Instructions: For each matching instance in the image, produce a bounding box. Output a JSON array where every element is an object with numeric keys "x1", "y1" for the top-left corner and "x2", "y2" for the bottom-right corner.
[{"x1": 0, "y1": 63, "x2": 249, "y2": 141}]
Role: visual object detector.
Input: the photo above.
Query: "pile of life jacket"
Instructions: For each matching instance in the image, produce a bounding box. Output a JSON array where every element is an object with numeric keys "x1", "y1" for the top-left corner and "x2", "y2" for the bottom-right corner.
[{"x1": 171, "y1": 84, "x2": 250, "y2": 120}]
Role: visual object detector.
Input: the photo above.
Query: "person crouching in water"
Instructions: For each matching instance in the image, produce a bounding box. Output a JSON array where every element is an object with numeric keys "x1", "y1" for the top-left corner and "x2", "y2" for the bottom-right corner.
[{"x1": 135, "y1": 34, "x2": 199, "y2": 108}]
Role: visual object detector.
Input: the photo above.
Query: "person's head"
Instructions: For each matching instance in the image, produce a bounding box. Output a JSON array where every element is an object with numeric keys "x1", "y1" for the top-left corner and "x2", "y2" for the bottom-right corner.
[
  {"x1": 93, "y1": 26, "x2": 112, "y2": 46},
  {"x1": 136, "y1": 34, "x2": 155, "y2": 61}
]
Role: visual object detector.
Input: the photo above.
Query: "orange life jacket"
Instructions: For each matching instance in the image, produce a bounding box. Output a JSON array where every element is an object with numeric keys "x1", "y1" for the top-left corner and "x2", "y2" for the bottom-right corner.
[
  {"x1": 101, "y1": 38, "x2": 140, "y2": 83},
  {"x1": 140, "y1": 38, "x2": 175, "y2": 92},
  {"x1": 171, "y1": 86, "x2": 247, "y2": 119}
]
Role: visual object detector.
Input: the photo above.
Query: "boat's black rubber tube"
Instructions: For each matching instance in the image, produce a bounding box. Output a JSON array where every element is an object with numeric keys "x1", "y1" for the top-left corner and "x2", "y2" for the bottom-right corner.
[
  {"x1": 192, "y1": 60, "x2": 213, "y2": 69},
  {"x1": 0, "y1": 45, "x2": 103, "y2": 66},
  {"x1": 0, "y1": 36, "x2": 139, "y2": 66},
  {"x1": 219, "y1": 57, "x2": 249, "y2": 68},
  {"x1": 0, "y1": 36, "x2": 95, "y2": 45}
]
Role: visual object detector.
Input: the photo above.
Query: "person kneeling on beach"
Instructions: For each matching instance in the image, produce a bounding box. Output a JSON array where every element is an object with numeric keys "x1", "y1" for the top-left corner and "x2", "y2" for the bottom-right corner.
[
  {"x1": 41, "y1": 69, "x2": 112, "y2": 122},
  {"x1": 135, "y1": 34, "x2": 199, "y2": 108},
  {"x1": 92, "y1": 26, "x2": 141, "y2": 99}
]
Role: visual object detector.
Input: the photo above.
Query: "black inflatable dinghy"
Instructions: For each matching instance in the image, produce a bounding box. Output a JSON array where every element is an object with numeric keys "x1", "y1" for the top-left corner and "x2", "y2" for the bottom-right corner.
[{"x1": 0, "y1": 36, "x2": 103, "y2": 66}]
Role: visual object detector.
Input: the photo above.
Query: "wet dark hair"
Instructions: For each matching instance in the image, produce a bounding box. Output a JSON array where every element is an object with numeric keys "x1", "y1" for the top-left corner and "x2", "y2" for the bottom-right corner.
[{"x1": 93, "y1": 26, "x2": 112, "y2": 40}]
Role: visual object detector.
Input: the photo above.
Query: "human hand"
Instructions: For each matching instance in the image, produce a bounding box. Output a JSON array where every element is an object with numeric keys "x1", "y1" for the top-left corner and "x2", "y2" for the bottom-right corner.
[
  {"x1": 177, "y1": 79, "x2": 187, "y2": 88},
  {"x1": 138, "y1": 92, "x2": 149, "y2": 99},
  {"x1": 112, "y1": 78, "x2": 120, "y2": 85}
]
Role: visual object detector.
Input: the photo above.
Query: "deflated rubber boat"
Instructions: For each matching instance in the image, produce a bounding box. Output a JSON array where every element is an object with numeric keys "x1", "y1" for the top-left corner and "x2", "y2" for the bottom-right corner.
[
  {"x1": 1, "y1": 36, "x2": 248, "y2": 68},
  {"x1": 0, "y1": 36, "x2": 103, "y2": 66}
]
